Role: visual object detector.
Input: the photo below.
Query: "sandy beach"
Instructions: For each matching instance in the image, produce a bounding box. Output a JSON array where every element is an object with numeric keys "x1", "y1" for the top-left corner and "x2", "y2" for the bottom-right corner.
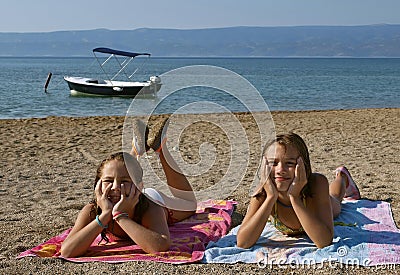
[{"x1": 1, "y1": 108, "x2": 399, "y2": 274}]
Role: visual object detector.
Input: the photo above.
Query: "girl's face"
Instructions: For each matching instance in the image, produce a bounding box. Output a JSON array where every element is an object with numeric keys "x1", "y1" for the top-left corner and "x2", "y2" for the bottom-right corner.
[
  {"x1": 265, "y1": 143, "x2": 299, "y2": 192},
  {"x1": 100, "y1": 160, "x2": 138, "y2": 204}
]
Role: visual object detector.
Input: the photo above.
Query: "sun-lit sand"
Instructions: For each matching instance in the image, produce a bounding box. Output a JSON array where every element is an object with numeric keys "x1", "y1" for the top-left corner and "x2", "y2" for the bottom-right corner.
[{"x1": 1, "y1": 108, "x2": 399, "y2": 274}]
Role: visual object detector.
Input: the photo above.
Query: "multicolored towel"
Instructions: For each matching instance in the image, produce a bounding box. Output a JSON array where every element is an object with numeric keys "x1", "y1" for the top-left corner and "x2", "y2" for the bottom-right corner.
[
  {"x1": 18, "y1": 200, "x2": 236, "y2": 264},
  {"x1": 203, "y1": 199, "x2": 400, "y2": 267}
]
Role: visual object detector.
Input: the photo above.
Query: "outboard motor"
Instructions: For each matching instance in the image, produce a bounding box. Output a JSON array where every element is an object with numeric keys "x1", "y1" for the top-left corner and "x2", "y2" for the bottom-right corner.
[
  {"x1": 150, "y1": 75, "x2": 161, "y2": 84},
  {"x1": 149, "y1": 76, "x2": 162, "y2": 94}
]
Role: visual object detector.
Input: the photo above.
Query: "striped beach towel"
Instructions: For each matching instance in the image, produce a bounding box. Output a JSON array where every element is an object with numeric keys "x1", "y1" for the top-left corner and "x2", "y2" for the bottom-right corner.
[
  {"x1": 18, "y1": 200, "x2": 236, "y2": 264},
  {"x1": 203, "y1": 199, "x2": 400, "y2": 267}
]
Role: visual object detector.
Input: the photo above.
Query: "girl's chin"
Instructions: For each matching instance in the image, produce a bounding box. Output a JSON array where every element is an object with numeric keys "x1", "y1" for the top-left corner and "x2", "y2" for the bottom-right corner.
[
  {"x1": 108, "y1": 197, "x2": 120, "y2": 204},
  {"x1": 275, "y1": 181, "x2": 291, "y2": 192},
  {"x1": 276, "y1": 187, "x2": 290, "y2": 193}
]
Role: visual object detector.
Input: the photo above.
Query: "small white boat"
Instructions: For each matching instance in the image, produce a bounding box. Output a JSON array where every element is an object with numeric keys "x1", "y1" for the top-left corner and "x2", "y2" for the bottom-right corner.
[{"x1": 64, "y1": 47, "x2": 161, "y2": 97}]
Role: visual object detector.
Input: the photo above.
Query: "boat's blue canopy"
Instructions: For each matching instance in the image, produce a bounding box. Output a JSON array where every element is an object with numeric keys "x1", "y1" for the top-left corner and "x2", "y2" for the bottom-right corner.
[{"x1": 93, "y1": 47, "x2": 151, "y2": 58}]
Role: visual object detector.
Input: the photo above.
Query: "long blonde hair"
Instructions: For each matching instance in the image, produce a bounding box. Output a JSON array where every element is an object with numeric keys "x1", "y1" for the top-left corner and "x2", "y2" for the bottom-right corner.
[{"x1": 256, "y1": 132, "x2": 312, "y2": 198}]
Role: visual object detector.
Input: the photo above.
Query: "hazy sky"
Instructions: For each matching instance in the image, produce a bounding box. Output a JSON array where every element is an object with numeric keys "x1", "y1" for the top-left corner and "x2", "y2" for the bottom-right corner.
[{"x1": 1, "y1": 0, "x2": 399, "y2": 32}]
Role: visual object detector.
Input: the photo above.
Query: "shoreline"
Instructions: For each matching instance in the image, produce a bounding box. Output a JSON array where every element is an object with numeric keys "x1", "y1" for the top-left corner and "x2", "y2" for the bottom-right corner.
[
  {"x1": 1, "y1": 108, "x2": 399, "y2": 274},
  {"x1": 1, "y1": 107, "x2": 398, "y2": 121}
]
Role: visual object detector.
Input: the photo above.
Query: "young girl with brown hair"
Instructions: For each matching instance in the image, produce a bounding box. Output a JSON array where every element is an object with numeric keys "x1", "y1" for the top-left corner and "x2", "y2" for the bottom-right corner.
[{"x1": 61, "y1": 119, "x2": 196, "y2": 257}]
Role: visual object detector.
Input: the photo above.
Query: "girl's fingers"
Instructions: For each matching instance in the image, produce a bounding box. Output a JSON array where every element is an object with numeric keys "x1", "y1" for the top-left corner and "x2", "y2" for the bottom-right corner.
[
  {"x1": 257, "y1": 156, "x2": 266, "y2": 180},
  {"x1": 295, "y1": 158, "x2": 300, "y2": 175},
  {"x1": 296, "y1": 157, "x2": 306, "y2": 180},
  {"x1": 290, "y1": 157, "x2": 307, "y2": 197},
  {"x1": 260, "y1": 156, "x2": 269, "y2": 180},
  {"x1": 95, "y1": 179, "x2": 102, "y2": 196},
  {"x1": 129, "y1": 184, "x2": 136, "y2": 197},
  {"x1": 103, "y1": 182, "x2": 112, "y2": 197},
  {"x1": 135, "y1": 187, "x2": 141, "y2": 198},
  {"x1": 133, "y1": 187, "x2": 141, "y2": 203},
  {"x1": 260, "y1": 156, "x2": 266, "y2": 171},
  {"x1": 265, "y1": 162, "x2": 272, "y2": 180},
  {"x1": 121, "y1": 184, "x2": 126, "y2": 198}
]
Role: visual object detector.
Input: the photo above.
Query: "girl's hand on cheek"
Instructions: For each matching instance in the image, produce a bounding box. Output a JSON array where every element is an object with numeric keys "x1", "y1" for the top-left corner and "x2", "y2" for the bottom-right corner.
[
  {"x1": 261, "y1": 157, "x2": 278, "y2": 201},
  {"x1": 288, "y1": 157, "x2": 307, "y2": 198},
  {"x1": 95, "y1": 179, "x2": 113, "y2": 212},
  {"x1": 113, "y1": 184, "x2": 140, "y2": 215}
]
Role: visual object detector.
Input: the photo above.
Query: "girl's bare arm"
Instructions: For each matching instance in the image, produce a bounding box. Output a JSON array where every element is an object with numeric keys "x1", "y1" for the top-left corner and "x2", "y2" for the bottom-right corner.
[
  {"x1": 237, "y1": 194, "x2": 276, "y2": 248},
  {"x1": 60, "y1": 204, "x2": 112, "y2": 257},
  {"x1": 238, "y1": 156, "x2": 278, "y2": 248},
  {"x1": 290, "y1": 174, "x2": 334, "y2": 248},
  {"x1": 116, "y1": 203, "x2": 171, "y2": 253}
]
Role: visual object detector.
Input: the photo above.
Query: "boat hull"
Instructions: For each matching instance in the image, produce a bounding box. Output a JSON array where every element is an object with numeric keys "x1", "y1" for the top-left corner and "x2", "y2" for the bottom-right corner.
[{"x1": 64, "y1": 77, "x2": 161, "y2": 97}]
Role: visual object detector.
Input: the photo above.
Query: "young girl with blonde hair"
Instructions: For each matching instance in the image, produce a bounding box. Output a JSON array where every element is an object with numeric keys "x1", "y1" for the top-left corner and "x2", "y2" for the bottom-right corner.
[{"x1": 237, "y1": 132, "x2": 360, "y2": 249}]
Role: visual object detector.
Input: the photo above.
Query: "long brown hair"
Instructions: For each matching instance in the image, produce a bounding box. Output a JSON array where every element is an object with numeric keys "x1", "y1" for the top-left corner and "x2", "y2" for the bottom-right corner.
[
  {"x1": 94, "y1": 152, "x2": 143, "y2": 189},
  {"x1": 91, "y1": 152, "x2": 149, "y2": 243}
]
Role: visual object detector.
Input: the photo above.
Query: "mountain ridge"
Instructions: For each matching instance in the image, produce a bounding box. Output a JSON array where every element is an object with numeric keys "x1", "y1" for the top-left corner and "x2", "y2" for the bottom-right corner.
[{"x1": 1, "y1": 25, "x2": 399, "y2": 57}]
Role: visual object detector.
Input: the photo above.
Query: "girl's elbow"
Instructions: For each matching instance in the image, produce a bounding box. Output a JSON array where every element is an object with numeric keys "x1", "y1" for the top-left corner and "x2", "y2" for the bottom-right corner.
[
  {"x1": 237, "y1": 240, "x2": 251, "y2": 249},
  {"x1": 157, "y1": 239, "x2": 171, "y2": 252},
  {"x1": 60, "y1": 246, "x2": 79, "y2": 258},
  {"x1": 145, "y1": 237, "x2": 171, "y2": 253},
  {"x1": 60, "y1": 243, "x2": 70, "y2": 258},
  {"x1": 316, "y1": 241, "x2": 331, "y2": 249},
  {"x1": 314, "y1": 225, "x2": 334, "y2": 248},
  {"x1": 236, "y1": 235, "x2": 254, "y2": 249},
  {"x1": 315, "y1": 236, "x2": 333, "y2": 249},
  {"x1": 60, "y1": 241, "x2": 87, "y2": 258},
  {"x1": 60, "y1": 250, "x2": 73, "y2": 258}
]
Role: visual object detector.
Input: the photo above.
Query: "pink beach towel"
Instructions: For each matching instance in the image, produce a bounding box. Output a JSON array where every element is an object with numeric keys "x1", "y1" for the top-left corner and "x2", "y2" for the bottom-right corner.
[{"x1": 18, "y1": 200, "x2": 236, "y2": 264}]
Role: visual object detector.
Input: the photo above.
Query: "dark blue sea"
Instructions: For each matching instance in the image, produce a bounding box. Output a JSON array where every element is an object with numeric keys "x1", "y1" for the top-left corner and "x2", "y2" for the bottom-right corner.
[{"x1": 0, "y1": 57, "x2": 399, "y2": 119}]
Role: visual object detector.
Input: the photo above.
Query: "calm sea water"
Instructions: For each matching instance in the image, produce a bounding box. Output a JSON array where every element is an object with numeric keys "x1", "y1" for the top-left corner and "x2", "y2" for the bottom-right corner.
[{"x1": 0, "y1": 57, "x2": 399, "y2": 119}]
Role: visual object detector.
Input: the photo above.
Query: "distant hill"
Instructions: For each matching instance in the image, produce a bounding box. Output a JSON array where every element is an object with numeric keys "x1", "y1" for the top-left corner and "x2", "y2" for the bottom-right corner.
[{"x1": 1, "y1": 25, "x2": 399, "y2": 57}]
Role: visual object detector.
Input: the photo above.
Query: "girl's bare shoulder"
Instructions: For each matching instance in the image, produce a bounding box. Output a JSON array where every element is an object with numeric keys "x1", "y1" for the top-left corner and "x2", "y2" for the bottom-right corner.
[
  {"x1": 143, "y1": 200, "x2": 166, "y2": 216},
  {"x1": 78, "y1": 202, "x2": 96, "y2": 218},
  {"x1": 310, "y1": 172, "x2": 329, "y2": 184},
  {"x1": 309, "y1": 173, "x2": 330, "y2": 193},
  {"x1": 141, "y1": 201, "x2": 169, "y2": 228}
]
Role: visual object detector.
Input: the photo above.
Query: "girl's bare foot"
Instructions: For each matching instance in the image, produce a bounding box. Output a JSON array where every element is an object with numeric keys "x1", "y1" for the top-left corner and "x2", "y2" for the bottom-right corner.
[
  {"x1": 131, "y1": 119, "x2": 149, "y2": 158},
  {"x1": 335, "y1": 166, "x2": 361, "y2": 200},
  {"x1": 147, "y1": 117, "x2": 169, "y2": 153}
]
